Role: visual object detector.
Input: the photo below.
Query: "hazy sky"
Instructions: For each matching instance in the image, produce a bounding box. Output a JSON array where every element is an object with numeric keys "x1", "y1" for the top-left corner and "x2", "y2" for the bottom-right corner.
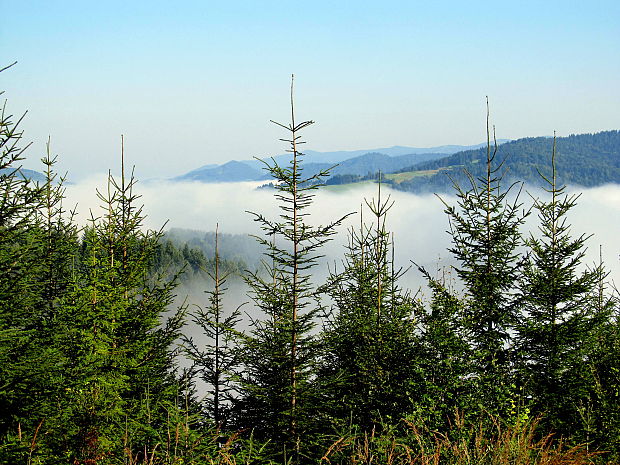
[{"x1": 1, "y1": 1, "x2": 619, "y2": 179}]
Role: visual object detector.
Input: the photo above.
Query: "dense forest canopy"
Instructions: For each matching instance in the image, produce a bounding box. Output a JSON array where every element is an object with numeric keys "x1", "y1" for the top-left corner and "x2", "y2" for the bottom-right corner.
[{"x1": 1, "y1": 73, "x2": 620, "y2": 465}]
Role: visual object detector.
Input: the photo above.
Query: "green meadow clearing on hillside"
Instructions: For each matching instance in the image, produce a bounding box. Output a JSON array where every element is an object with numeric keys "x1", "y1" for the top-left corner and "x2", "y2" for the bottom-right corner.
[
  {"x1": 385, "y1": 168, "x2": 444, "y2": 183},
  {"x1": 322, "y1": 167, "x2": 448, "y2": 189}
]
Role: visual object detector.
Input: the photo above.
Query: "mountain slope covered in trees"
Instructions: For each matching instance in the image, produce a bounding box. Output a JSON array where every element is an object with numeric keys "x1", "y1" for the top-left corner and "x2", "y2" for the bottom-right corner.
[
  {"x1": 172, "y1": 143, "x2": 499, "y2": 183},
  {"x1": 391, "y1": 130, "x2": 620, "y2": 193}
]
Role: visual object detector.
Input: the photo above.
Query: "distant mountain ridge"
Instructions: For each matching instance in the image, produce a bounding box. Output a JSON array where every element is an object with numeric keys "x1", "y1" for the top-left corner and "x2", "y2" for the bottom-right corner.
[
  {"x1": 0, "y1": 167, "x2": 48, "y2": 183},
  {"x1": 175, "y1": 160, "x2": 268, "y2": 183},
  {"x1": 300, "y1": 151, "x2": 449, "y2": 179},
  {"x1": 174, "y1": 141, "x2": 508, "y2": 183},
  {"x1": 243, "y1": 142, "x2": 509, "y2": 169},
  {"x1": 6, "y1": 132, "x2": 617, "y2": 192}
]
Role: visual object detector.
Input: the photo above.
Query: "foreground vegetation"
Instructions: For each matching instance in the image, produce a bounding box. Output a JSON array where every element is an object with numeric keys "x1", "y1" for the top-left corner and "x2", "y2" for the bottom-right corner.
[{"x1": 1, "y1": 73, "x2": 619, "y2": 464}]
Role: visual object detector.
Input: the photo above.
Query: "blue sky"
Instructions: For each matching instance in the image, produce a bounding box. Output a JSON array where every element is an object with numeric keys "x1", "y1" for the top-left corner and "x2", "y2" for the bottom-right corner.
[{"x1": 1, "y1": 0, "x2": 619, "y2": 179}]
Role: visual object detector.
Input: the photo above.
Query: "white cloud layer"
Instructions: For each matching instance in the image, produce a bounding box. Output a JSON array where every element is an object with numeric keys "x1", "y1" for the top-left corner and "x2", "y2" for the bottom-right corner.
[{"x1": 64, "y1": 178, "x2": 620, "y2": 294}]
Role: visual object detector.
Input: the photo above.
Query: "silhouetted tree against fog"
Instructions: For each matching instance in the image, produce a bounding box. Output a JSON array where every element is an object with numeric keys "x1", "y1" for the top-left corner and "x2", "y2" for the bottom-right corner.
[
  {"x1": 183, "y1": 223, "x2": 241, "y2": 429},
  {"x1": 235, "y1": 76, "x2": 350, "y2": 463}
]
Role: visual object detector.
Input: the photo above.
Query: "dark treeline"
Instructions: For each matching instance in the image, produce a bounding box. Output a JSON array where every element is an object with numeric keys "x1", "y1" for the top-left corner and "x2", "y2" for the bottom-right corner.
[
  {"x1": 2, "y1": 77, "x2": 620, "y2": 465},
  {"x1": 152, "y1": 236, "x2": 247, "y2": 284},
  {"x1": 324, "y1": 171, "x2": 383, "y2": 185}
]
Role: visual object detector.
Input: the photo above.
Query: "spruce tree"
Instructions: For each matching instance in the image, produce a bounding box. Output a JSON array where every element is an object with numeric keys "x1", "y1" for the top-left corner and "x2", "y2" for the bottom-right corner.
[
  {"x1": 50, "y1": 139, "x2": 185, "y2": 462},
  {"x1": 23, "y1": 144, "x2": 83, "y2": 462},
  {"x1": 322, "y1": 182, "x2": 418, "y2": 432},
  {"x1": 414, "y1": 265, "x2": 469, "y2": 431},
  {"x1": 235, "y1": 76, "x2": 349, "y2": 462},
  {"x1": 35, "y1": 141, "x2": 79, "y2": 320},
  {"x1": 439, "y1": 100, "x2": 528, "y2": 416},
  {"x1": 0, "y1": 66, "x2": 52, "y2": 443},
  {"x1": 516, "y1": 135, "x2": 610, "y2": 438},
  {"x1": 183, "y1": 223, "x2": 241, "y2": 429},
  {"x1": 588, "y1": 280, "x2": 620, "y2": 456}
]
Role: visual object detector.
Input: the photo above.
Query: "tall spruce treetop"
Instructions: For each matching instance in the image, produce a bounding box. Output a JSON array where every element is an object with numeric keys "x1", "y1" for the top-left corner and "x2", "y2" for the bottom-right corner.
[
  {"x1": 237, "y1": 76, "x2": 350, "y2": 462},
  {"x1": 516, "y1": 134, "x2": 609, "y2": 436},
  {"x1": 440, "y1": 100, "x2": 528, "y2": 414},
  {"x1": 34, "y1": 140, "x2": 79, "y2": 320}
]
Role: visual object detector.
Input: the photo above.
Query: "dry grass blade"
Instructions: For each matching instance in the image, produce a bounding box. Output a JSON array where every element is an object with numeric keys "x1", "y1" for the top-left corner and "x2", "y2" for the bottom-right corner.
[{"x1": 322, "y1": 415, "x2": 602, "y2": 465}]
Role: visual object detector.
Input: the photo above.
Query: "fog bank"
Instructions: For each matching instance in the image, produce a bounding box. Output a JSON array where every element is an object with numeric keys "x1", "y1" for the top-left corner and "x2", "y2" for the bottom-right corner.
[{"x1": 64, "y1": 178, "x2": 620, "y2": 294}]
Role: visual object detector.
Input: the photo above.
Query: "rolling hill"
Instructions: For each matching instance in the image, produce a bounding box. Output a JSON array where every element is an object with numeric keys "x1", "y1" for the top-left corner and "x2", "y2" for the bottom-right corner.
[
  {"x1": 174, "y1": 160, "x2": 268, "y2": 183},
  {"x1": 0, "y1": 167, "x2": 48, "y2": 183},
  {"x1": 391, "y1": 130, "x2": 620, "y2": 193},
  {"x1": 172, "y1": 142, "x2": 506, "y2": 183}
]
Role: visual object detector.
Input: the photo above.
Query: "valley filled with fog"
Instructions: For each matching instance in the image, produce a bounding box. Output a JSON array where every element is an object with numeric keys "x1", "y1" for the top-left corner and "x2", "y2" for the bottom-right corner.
[{"x1": 64, "y1": 177, "x2": 620, "y2": 306}]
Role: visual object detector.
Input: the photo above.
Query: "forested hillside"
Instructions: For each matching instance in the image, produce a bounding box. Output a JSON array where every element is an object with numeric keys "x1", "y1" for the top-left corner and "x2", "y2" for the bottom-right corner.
[
  {"x1": 175, "y1": 150, "x2": 448, "y2": 183},
  {"x1": 392, "y1": 130, "x2": 620, "y2": 193},
  {"x1": 161, "y1": 228, "x2": 262, "y2": 270},
  {"x1": 2, "y1": 78, "x2": 620, "y2": 465},
  {"x1": 300, "y1": 151, "x2": 447, "y2": 179},
  {"x1": 151, "y1": 237, "x2": 246, "y2": 284}
]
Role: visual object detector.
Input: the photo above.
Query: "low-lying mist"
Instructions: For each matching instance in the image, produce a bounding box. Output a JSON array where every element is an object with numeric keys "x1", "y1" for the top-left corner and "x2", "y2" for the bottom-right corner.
[
  {"x1": 64, "y1": 176, "x2": 620, "y2": 293},
  {"x1": 64, "y1": 176, "x2": 617, "y2": 324}
]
